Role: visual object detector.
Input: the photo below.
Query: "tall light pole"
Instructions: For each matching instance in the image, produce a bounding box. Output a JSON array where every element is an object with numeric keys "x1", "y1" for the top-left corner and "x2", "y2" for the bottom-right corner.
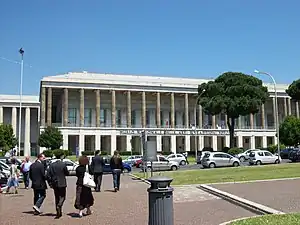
[
  {"x1": 18, "y1": 48, "x2": 24, "y2": 156},
  {"x1": 254, "y1": 69, "x2": 280, "y2": 161}
]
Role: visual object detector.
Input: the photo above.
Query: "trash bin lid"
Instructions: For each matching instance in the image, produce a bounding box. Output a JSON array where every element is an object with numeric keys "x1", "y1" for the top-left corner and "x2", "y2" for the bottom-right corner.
[{"x1": 147, "y1": 176, "x2": 173, "y2": 189}]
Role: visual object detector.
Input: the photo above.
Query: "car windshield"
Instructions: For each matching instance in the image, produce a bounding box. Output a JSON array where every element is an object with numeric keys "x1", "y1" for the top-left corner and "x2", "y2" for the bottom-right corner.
[
  {"x1": 203, "y1": 153, "x2": 210, "y2": 158},
  {"x1": 249, "y1": 152, "x2": 255, "y2": 157}
]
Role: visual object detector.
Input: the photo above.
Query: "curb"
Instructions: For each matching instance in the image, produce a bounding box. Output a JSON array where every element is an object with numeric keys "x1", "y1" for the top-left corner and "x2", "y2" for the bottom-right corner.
[
  {"x1": 129, "y1": 173, "x2": 151, "y2": 185},
  {"x1": 199, "y1": 184, "x2": 285, "y2": 215}
]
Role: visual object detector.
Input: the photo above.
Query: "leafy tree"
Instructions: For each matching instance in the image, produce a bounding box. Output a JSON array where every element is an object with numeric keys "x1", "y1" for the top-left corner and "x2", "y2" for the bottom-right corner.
[
  {"x1": 198, "y1": 72, "x2": 269, "y2": 148},
  {"x1": 38, "y1": 126, "x2": 63, "y2": 150},
  {"x1": 286, "y1": 79, "x2": 300, "y2": 101},
  {"x1": 0, "y1": 124, "x2": 18, "y2": 152},
  {"x1": 279, "y1": 116, "x2": 300, "y2": 147}
]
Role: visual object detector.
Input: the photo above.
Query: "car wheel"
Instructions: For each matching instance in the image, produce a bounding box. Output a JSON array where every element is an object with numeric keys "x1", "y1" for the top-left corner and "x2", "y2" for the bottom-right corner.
[
  {"x1": 171, "y1": 165, "x2": 178, "y2": 171},
  {"x1": 180, "y1": 160, "x2": 186, "y2": 166},
  {"x1": 275, "y1": 159, "x2": 280, "y2": 164},
  {"x1": 239, "y1": 156, "x2": 245, "y2": 162},
  {"x1": 256, "y1": 160, "x2": 262, "y2": 165},
  {"x1": 233, "y1": 162, "x2": 240, "y2": 167},
  {"x1": 209, "y1": 163, "x2": 216, "y2": 168},
  {"x1": 123, "y1": 168, "x2": 129, "y2": 173}
]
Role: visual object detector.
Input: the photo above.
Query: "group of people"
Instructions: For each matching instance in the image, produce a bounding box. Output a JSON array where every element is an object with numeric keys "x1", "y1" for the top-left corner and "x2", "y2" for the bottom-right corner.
[{"x1": 3, "y1": 150, "x2": 125, "y2": 219}]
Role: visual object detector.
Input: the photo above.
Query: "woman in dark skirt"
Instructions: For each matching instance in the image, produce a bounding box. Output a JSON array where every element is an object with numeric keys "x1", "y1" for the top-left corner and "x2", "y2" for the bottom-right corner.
[{"x1": 74, "y1": 156, "x2": 94, "y2": 217}]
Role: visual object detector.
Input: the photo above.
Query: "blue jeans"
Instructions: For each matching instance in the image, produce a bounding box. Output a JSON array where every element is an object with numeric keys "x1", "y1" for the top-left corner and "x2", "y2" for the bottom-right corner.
[
  {"x1": 33, "y1": 189, "x2": 46, "y2": 208},
  {"x1": 23, "y1": 172, "x2": 30, "y2": 188},
  {"x1": 112, "y1": 169, "x2": 121, "y2": 189},
  {"x1": 7, "y1": 177, "x2": 18, "y2": 188}
]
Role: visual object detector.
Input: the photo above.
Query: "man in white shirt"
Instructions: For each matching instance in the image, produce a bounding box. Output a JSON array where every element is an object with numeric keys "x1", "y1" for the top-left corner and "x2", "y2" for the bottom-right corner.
[{"x1": 21, "y1": 157, "x2": 32, "y2": 189}]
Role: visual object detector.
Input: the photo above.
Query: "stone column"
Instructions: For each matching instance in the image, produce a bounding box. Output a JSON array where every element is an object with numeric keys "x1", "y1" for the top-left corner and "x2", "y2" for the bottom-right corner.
[
  {"x1": 156, "y1": 136, "x2": 162, "y2": 152},
  {"x1": 198, "y1": 136, "x2": 204, "y2": 151},
  {"x1": 141, "y1": 92, "x2": 146, "y2": 127},
  {"x1": 261, "y1": 103, "x2": 265, "y2": 129},
  {"x1": 170, "y1": 93, "x2": 175, "y2": 128},
  {"x1": 79, "y1": 134, "x2": 85, "y2": 154},
  {"x1": 198, "y1": 105, "x2": 202, "y2": 128},
  {"x1": 63, "y1": 133, "x2": 68, "y2": 150},
  {"x1": 250, "y1": 113, "x2": 254, "y2": 129},
  {"x1": 47, "y1": 87, "x2": 52, "y2": 126},
  {"x1": 126, "y1": 135, "x2": 131, "y2": 151},
  {"x1": 288, "y1": 98, "x2": 292, "y2": 115},
  {"x1": 80, "y1": 89, "x2": 84, "y2": 127},
  {"x1": 296, "y1": 101, "x2": 299, "y2": 118},
  {"x1": 0, "y1": 106, "x2": 3, "y2": 124},
  {"x1": 95, "y1": 135, "x2": 101, "y2": 151},
  {"x1": 156, "y1": 92, "x2": 161, "y2": 128},
  {"x1": 250, "y1": 136, "x2": 255, "y2": 149},
  {"x1": 95, "y1": 90, "x2": 100, "y2": 127},
  {"x1": 184, "y1": 93, "x2": 189, "y2": 128},
  {"x1": 212, "y1": 115, "x2": 216, "y2": 129},
  {"x1": 212, "y1": 136, "x2": 217, "y2": 150},
  {"x1": 272, "y1": 97, "x2": 276, "y2": 128},
  {"x1": 225, "y1": 136, "x2": 230, "y2": 147},
  {"x1": 63, "y1": 88, "x2": 68, "y2": 126},
  {"x1": 262, "y1": 136, "x2": 267, "y2": 148},
  {"x1": 111, "y1": 90, "x2": 116, "y2": 127},
  {"x1": 40, "y1": 87, "x2": 46, "y2": 126},
  {"x1": 171, "y1": 136, "x2": 177, "y2": 153},
  {"x1": 24, "y1": 107, "x2": 31, "y2": 156},
  {"x1": 284, "y1": 98, "x2": 288, "y2": 117},
  {"x1": 185, "y1": 135, "x2": 190, "y2": 152},
  {"x1": 11, "y1": 107, "x2": 17, "y2": 135},
  {"x1": 111, "y1": 132, "x2": 117, "y2": 155},
  {"x1": 127, "y1": 91, "x2": 132, "y2": 127},
  {"x1": 238, "y1": 135, "x2": 243, "y2": 148}
]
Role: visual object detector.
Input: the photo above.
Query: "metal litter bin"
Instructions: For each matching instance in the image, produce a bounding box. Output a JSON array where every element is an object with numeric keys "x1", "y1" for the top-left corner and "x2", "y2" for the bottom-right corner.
[{"x1": 147, "y1": 176, "x2": 174, "y2": 225}]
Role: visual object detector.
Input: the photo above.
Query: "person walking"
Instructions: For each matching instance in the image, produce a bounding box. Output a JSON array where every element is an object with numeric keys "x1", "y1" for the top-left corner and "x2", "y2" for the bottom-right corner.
[
  {"x1": 29, "y1": 153, "x2": 47, "y2": 215},
  {"x1": 74, "y1": 156, "x2": 94, "y2": 218},
  {"x1": 6, "y1": 158, "x2": 19, "y2": 194},
  {"x1": 21, "y1": 156, "x2": 32, "y2": 189},
  {"x1": 110, "y1": 151, "x2": 123, "y2": 192},
  {"x1": 47, "y1": 153, "x2": 69, "y2": 219},
  {"x1": 91, "y1": 150, "x2": 105, "y2": 192}
]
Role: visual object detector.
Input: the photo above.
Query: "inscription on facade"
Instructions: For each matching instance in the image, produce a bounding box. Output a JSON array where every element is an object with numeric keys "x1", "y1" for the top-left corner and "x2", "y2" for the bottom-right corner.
[{"x1": 119, "y1": 129, "x2": 230, "y2": 136}]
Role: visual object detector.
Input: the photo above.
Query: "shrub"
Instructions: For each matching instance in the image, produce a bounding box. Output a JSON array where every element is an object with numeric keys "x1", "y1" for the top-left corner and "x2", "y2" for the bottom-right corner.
[
  {"x1": 222, "y1": 147, "x2": 230, "y2": 153},
  {"x1": 81, "y1": 151, "x2": 95, "y2": 156},
  {"x1": 267, "y1": 144, "x2": 285, "y2": 154},
  {"x1": 228, "y1": 147, "x2": 243, "y2": 156},
  {"x1": 202, "y1": 147, "x2": 213, "y2": 152},
  {"x1": 43, "y1": 150, "x2": 53, "y2": 157},
  {"x1": 52, "y1": 149, "x2": 69, "y2": 158},
  {"x1": 119, "y1": 151, "x2": 141, "y2": 156}
]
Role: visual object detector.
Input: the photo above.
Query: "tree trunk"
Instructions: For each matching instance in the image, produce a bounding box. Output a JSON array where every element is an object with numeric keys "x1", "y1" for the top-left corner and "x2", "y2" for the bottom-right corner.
[{"x1": 227, "y1": 116, "x2": 235, "y2": 148}]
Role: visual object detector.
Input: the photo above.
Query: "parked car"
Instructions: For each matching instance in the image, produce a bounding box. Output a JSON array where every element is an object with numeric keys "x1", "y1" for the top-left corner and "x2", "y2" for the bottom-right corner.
[
  {"x1": 102, "y1": 156, "x2": 132, "y2": 173},
  {"x1": 166, "y1": 153, "x2": 187, "y2": 165},
  {"x1": 201, "y1": 152, "x2": 240, "y2": 168},
  {"x1": 135, "y1": 159, "x2": 144, "y2": 168},
  {"x1": 141, "y1": 155, "x2": 179, "y2": 171},
  {"x1": 123, "y1": 155, "x2": 143, "y2": 166},
  {"x1": 249, "y1": 150, "x2": 281, "y2": 165},
  {"x1": 50, "y1": 159, "x2": 79, "y2": 176},
  {"x1": 197, "y1": 151, "x2": 211, "y2": 164},
  {"x1": 236, "y1": 149, "x2": 260, "y2": 162},
  {"x1": 0, "y1": 170, "x2": 8, "y2": 187},
  {"x1": 0, "y1": 160, "x2": 23, "y2": 182},
  {"x1": 0, "y1": 157, "x2": 22, "y2": 167},
  {"x1": 280, "y1": 148, "x2": 296, "y2": 159},
  {"x1": 288, "y1": 149, "x2": 300, "y2": 162}
]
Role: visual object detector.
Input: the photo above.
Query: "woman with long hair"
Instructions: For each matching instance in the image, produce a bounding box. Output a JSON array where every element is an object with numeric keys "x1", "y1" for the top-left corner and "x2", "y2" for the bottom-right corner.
[
  {"x1": 74, "y1": 156, "x2": 94, "y2": 217},
  {"x1": 110, "y1": 151, "x2": 123, "y2": 192},
  {"x1": 6, "y1": 158, "x2": 19, "y2": 194}
]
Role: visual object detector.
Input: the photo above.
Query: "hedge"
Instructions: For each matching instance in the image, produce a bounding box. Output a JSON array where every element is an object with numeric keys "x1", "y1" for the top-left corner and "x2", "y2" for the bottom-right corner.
[{"x1": 42, "y1": 149, "x2": 70, "y2": 158}]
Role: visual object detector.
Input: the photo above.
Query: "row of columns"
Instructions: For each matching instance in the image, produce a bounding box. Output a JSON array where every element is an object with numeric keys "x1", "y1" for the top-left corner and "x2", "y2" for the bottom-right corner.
[
  {"x1": 0, "y1": 106, "x2": 31, "y2": 156},
  {"x1": 40, "y1": 87, "x2": 300, "y2": 128}
]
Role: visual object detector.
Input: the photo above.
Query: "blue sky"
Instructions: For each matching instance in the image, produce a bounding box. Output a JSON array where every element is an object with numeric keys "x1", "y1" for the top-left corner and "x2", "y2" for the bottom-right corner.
[{"x1": 1, "y1": 0, "x2": 300, "y2": 95}]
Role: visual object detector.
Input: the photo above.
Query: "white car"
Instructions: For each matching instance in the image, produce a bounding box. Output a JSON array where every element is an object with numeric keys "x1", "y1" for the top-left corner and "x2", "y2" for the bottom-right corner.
[
  {"x1": 237, "y1": 149, "x2": 260, "y2": 161},
  {"x1": 249, "y1": 150, "x2": 281, "y2": 165},
  {"x1": 50, "y1": 159, "x2": 78, "y2": 176},
  {"x1": 166, "y1": 153, "x2": 187, "y2": 165},
  {"x1": 143, "y1": 155, "x2": 179, "y2": 171}
]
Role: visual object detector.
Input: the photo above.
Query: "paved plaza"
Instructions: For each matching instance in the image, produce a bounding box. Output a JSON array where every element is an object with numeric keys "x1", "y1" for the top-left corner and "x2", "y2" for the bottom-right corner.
[
  {"x1": 0, "y1": 174, "x2": 257, "y2": 225},
  {"x1": 211, "y1": 178, "x2": 300, "y2": 213}
]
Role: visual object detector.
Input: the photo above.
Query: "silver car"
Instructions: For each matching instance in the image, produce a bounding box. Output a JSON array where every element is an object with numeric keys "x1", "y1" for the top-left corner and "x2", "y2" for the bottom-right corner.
[
  {"x1": 142, "y1": 155, "x2": 179, "y2": 171},
  {"x1": 201, "y1": 152, "x2": 240, "y2": 168},
  {"x1": 166, "y1": 153, "x2": 187, "y2": 165}
]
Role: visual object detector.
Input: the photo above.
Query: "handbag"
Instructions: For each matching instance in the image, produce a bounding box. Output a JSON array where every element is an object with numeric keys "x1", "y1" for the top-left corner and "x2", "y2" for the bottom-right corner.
[{"x1": 83, "y1": 165, "x2": 96, "y2": 188}]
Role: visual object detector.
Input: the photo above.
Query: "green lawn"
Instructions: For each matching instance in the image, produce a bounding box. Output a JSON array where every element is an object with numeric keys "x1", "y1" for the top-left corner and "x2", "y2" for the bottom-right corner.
[
  {"x1": 133, "y1": 163, "x2": 300, "y2": 185},
  {"x1": 229, "y1": 213, "x2": 300, "y2": 225}
]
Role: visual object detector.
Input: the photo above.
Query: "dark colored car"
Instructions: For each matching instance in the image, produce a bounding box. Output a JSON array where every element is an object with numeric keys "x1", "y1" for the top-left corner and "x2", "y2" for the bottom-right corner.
[
  {"x1": 288, "y1": 149, "x2": 300, "y2": 162},
  {"x1": 280, "y1": 148, "x2": 295, "y2": 159},
  {"x1": 102, "y1": 156, "x2": 132, "y2": 173}
]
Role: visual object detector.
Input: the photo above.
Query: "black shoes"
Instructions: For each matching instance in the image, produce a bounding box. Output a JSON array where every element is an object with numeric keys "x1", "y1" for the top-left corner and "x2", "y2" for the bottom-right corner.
[{"x1": 55, "y1": 206, "x2": 62, "y2": 219}]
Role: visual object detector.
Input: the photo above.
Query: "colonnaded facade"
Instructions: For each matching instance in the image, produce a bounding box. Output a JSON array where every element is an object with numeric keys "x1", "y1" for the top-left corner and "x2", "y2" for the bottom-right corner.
[
  {"x1": 39, "y1": 72, "x2": 295, "y2": 155},
  {"x1": 0, "y1": 95, "x2": 40, "y2": 156}
]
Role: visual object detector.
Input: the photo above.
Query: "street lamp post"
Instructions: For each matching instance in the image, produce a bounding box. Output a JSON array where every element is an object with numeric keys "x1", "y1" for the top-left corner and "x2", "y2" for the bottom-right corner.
[
  {"x1": 254, "y1": 70, "x2": 280, "y2": 161},
  {"x1": 18, "y1": 48, "x2": 24, "y2": 156}
]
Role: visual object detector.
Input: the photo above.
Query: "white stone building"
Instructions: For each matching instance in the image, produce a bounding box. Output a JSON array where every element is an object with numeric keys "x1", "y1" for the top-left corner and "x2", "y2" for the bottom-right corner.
[
  {"x1": 0, "y1": 95, "x2": 40, "y2": 156},
  {"x1": 38, "y1": 72, "x2": 294, "y2": 156}
]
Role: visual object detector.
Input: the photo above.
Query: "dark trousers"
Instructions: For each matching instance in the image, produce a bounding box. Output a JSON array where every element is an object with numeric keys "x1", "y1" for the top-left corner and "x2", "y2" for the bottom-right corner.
[
  {"x1": 112, "y1": 169, "x2": 121, "y2": 189},
  {"x1": 54, "y1": 187, "x2": 66, "y2": 209},
  {"x1": 94, "y1": 172, "x2": 103, "y2": 191},
  {"x1": 33, "y1": 189, "x2": 46, "y2": 208},
  {"x1": 23, "y1": 172, "x2": 29, "y2": 188}
]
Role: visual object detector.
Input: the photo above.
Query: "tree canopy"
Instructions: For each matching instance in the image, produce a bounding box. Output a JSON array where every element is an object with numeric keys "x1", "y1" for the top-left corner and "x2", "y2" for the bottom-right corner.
[
  {"x1": 286, "y1": 79, "x2": 300, "y2": 100},
  {"x1": 198, "y1": 72, "x2": 269, "y2": 148},
  {"x1": 279, "y1": 116, "x2": 300, "y2": 147},
  {"x1": 38, "y1": 126, "x2": 63, "y2": 150},
  {"x1": 0, "y1": 124, "x2": 17, "y2": 152}
]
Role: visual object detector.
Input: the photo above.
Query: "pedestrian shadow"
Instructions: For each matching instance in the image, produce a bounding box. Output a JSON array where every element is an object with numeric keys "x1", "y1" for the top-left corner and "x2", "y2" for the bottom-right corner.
[
  {"x1": 67, "y1": 212, "x2": 81, "y2": 218},
  {"x1": 104, "y1": 189, "x2": 116, "y2": 193},
  {"x1": 22, "y1": 211, "x2": 56, "y2": 217}
]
